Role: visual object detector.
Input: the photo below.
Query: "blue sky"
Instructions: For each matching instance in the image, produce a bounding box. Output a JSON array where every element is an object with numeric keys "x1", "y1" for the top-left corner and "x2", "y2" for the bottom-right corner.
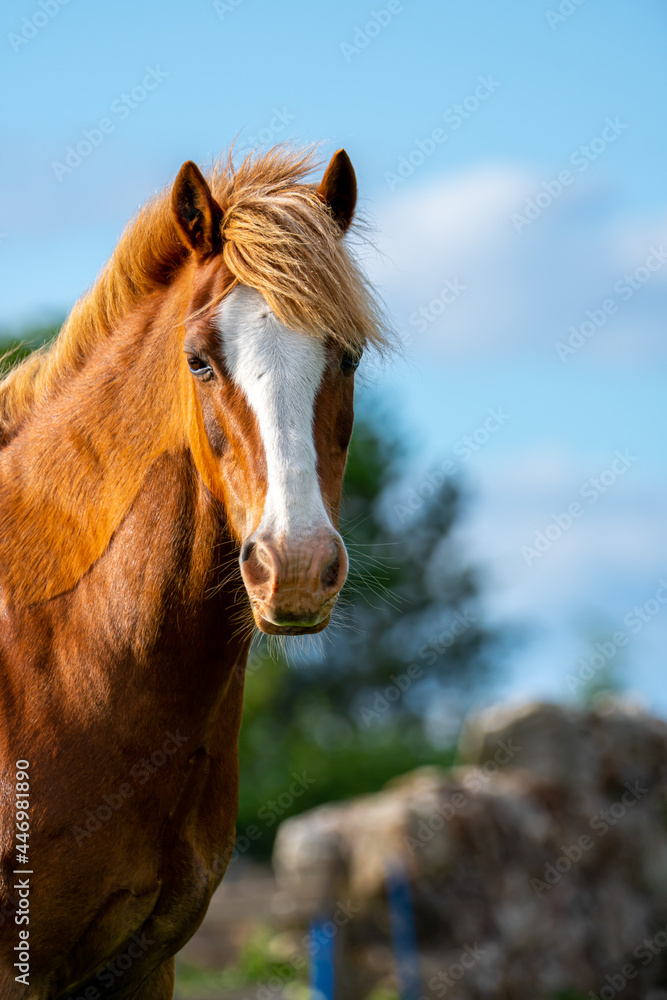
[{"x1": 2, "y1": 0, "x2": 667, "y2": 714}]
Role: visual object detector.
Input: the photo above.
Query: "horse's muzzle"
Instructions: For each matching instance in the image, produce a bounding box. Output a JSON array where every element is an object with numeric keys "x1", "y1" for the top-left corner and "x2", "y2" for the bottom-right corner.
[{"x1": 239, "y1": 529, "x2": 348, "y2": 635}]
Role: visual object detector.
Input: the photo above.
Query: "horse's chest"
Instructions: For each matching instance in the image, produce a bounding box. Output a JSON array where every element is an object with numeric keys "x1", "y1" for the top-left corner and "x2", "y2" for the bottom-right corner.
[{"x1": 51, "y1": 748, "x2": 235, "y2": 997}]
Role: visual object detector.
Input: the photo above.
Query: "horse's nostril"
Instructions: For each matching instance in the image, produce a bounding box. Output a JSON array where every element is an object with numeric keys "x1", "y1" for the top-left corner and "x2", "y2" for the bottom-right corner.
[
  {"x1": 320, "y1": 554, "x2": 340, "y2": 591},
  {"x1": 240, "y1": 540, "x2": 255, "y2": 563}
]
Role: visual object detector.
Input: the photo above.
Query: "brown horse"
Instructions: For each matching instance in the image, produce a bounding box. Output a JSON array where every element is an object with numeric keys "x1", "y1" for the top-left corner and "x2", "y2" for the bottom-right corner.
[{"x1": 0, "y1": 146, "x2": 388, "y2": 999}]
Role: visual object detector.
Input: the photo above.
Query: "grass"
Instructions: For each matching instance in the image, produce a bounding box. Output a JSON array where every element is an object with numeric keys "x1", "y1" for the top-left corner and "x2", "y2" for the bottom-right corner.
[{"x1": 175, "y1": 925, "x2": 310, "y2": 999}]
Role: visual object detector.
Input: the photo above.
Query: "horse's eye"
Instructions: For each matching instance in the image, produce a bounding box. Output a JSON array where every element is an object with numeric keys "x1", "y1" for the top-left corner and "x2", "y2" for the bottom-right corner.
[
  {"x1": 187, "y1": 355, "x2": 214, "y2": 380},
  {"x1": 341, "y1": 350, "x2": 361, "y2": 376}
]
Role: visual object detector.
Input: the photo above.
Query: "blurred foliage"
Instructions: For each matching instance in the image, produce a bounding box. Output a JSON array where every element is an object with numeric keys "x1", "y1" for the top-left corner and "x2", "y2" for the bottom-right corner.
[
  {"x1": 236, "y1": 390, "x2": 503, "y2": 856},
  {"x1": 175, "y1": 924, "x2": 310, "y2": 997},
  {"x1": 366, "y1": 987, "x2": 400, "y2": 1000},
  {"x1": 0, "y1": 321, "x2": 60, "y2": 375}
]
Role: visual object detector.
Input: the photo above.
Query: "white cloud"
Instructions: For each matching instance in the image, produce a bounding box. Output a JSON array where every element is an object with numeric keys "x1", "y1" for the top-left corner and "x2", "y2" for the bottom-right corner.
[
  {"x1": 365, "y1": 164, "x2": 667, "y2": 365},
  {"x1": 456, "y1": 448, "x2": 667, "y2": 650}
]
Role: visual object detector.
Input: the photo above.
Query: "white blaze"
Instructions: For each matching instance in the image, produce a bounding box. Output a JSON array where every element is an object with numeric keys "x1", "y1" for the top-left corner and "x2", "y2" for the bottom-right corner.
[{"x1": 217, "y1": 284, "x2": 332, "y2": 541}]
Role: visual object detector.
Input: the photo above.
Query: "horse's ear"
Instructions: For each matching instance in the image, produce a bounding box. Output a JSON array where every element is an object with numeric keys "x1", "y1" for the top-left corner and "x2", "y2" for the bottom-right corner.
[
  {"x1": 171, "y1": 161, "x2": 222, "y2": 257},
  {"x1": 317, "y1": 149, "x2": 357, "y2": 232}
]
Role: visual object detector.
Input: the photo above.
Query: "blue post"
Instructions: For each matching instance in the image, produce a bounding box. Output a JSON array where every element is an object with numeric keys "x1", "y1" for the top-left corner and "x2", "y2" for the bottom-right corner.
[
  {"x1": 309, "y1": 917, "x2": 335, "y2": 1000},
  {"x1": 385, "y1": 862, "x2": 422, "y2": 1000}
]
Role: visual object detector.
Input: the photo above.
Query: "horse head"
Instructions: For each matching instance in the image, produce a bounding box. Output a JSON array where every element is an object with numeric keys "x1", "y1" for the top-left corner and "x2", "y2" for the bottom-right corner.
[{"x1": 171, "y1": 150, "x2": 377, "y2": 635}]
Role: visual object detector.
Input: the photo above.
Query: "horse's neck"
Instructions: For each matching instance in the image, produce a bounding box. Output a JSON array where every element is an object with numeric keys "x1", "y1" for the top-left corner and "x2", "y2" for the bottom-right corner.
[
  {"x1": 0, "y1": 440, "x2": 249, "y2": 739},
  {"x1": 0, "y1": 296, "x2": 252, "y2": 737},
  {"x1": 75, "y1": 447, "x2": 249, "y2": 716},
  {"x1": 0, "y1": 298, "x2": 191, "y2": 606}
]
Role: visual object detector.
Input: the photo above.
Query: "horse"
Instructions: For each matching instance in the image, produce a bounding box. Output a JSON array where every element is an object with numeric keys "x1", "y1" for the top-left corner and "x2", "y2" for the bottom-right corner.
[{"x1": 0, "y1": 145, "x2": 388, "y2": 999}]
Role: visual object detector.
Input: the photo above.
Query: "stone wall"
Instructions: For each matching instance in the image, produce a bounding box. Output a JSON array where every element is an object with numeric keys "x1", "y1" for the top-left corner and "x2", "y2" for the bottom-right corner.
[{"x1": 273, "y1": 699, "x2": 667, "y2": 999}]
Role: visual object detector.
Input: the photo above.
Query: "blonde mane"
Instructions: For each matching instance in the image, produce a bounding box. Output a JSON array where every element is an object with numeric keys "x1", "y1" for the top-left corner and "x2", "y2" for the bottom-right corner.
[{"x1": 0, "y1": 145, "x2": 389, "y2": 441}]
